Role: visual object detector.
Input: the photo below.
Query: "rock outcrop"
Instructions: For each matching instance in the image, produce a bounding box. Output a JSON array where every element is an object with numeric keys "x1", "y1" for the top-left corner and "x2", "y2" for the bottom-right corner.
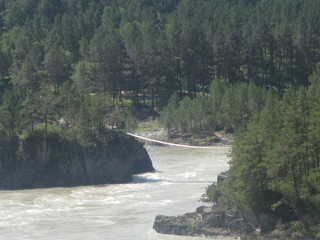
[
  {"x1": 154, "y1": 206, "x2": 320, "y2": 239},
  {"x1": 153, "y1": 205, "x2": 255, "y2": 238},
  {"x1": 154, "y1": 173, "x2": 320, "y2": 239},
  {"x1": 0, "y1": 129, "x2": 154, "y2": 190}
]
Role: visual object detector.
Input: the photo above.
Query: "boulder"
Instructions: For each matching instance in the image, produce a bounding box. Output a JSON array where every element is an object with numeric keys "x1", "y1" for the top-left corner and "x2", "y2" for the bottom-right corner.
[
  {"x1": 196, "y1": 205, "x2": 213, "y2": 216},
  {"x1": 238, "y1": 209, "x2": 276, "y2": 233},
  {"x1": 200, "y1": 211, "x2": 226, "y2": 228},
  {"x1": 228, "y1": 219, "x2": 254, "y2": 234},
  {"x1": 154, "y1": 206, "x2": 250, "y2": 238},
  {"x1": 153, "y1": 213, "x2": 201, "y2": 236},
  {"x1": 217, "y1": 173, "x2": 229, "y2": 182}
]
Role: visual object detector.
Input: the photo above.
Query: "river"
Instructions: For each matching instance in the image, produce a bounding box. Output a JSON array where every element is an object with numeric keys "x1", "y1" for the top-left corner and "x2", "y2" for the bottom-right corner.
[{"x1": 0, "y1": 146, "x2": 231, "y2": 240}]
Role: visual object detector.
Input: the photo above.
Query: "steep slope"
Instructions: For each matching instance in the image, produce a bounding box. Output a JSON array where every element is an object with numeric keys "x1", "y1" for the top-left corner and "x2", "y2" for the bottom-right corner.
[{"x1": 0, "y1": 130, "x2": 154, "y2": 190}]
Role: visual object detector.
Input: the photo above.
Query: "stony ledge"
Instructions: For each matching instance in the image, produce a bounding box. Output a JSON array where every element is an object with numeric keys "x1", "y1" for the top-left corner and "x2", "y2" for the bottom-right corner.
[
  {"x1": 154, "y1": 205, "x2": 253, "y2": 239},
  {"x1": 153, "y1": 174, "x2": 320, "y2": 240},
  {"x1": 153, "y1": 204, "x2": 320, "y2": 240}
]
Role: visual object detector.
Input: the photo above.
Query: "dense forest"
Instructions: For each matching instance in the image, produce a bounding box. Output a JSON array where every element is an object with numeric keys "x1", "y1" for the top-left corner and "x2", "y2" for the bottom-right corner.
[
  {"x1": 1, "y1": 0, "x2": 320, "y2": 229},
  {"x1": 206, "y1": 65, "x2": 320, "y2": 226},
  {"x1": 1, "y1": 0, "x2": 320, "y2": 138}
]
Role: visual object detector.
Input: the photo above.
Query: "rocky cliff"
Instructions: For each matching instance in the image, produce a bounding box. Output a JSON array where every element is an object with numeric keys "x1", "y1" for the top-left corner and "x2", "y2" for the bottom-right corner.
[{"x1": 0, "y1": 129, "x2": 154, "y2": 190}]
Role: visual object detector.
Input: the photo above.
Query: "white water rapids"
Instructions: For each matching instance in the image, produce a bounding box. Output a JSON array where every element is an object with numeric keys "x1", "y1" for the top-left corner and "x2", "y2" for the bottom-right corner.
[{"x1": 0, "y1": 146, "x2": 232, "y2": 240}]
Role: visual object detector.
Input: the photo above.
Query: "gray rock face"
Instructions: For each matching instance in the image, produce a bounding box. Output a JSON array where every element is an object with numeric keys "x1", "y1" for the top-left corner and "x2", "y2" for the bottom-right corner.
[
  {"x1": 153, "y1": 206, "x2": 238, "y2": 238},
  {"x1": 0, "y1": 130, "x2": 154, "y2": 190},
  {"x1": 154, "y1": 214, "x2": 201, "y2": 236},
  {"x1": 154, "y1": 206, "x2": 320, "y2": 240},
  {"x1": 217, "y1": 173, "x2": 229, "y2": 182}
]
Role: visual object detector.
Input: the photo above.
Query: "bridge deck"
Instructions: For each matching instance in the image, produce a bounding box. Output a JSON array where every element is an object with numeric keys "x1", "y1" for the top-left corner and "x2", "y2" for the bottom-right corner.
[{"x1": 126, "y1": 133, "x2": 226, "y2": 149}]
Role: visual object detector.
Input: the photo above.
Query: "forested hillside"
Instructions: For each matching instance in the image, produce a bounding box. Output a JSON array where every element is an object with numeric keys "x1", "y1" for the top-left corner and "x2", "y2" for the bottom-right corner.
[
  {"x1": 1, "y1": 0, "x2": 320, "y2": 139},
  {"x1": 1, "y1": 0, "x2": 320, "y2": 234},
  {"x1": 206, "y1": 65, "x2": 320, "y2": 225}
]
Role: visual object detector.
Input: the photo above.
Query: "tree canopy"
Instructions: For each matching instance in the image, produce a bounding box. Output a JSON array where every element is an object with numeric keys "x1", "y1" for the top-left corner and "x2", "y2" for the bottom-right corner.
[
  {"x1": 1, "y1": 0, "x2": 320, "y2": 228},
  {"x1": 1, "y1": 0, "x2": 320, "y2": 105}
]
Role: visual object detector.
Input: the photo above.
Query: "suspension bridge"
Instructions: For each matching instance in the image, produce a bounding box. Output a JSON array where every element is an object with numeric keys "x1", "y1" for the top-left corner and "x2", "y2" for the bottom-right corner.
[{"x1": 126, "y1": 133, "x2": 227, "y2": 149}]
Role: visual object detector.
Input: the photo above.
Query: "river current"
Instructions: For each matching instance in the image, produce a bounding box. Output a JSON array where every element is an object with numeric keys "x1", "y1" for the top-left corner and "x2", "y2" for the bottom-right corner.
[{"x1": 0, "y1": 146, "x2": 231, "y2": 240}]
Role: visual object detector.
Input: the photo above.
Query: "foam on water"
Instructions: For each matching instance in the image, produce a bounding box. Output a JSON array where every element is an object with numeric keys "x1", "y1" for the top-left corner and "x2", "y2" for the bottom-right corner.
[
  {"x1": 161, "y1": 181, "x2": 173, "y2": 186},
  {"x1": 178, "y1": 171, "x2": 197, "y2": 178},
  {"x1": 0, "y1": 147, "x2": 232, "y2": 240},
  {"x1": 104, "y1": 197, "x2": 121, "y2": 205}
]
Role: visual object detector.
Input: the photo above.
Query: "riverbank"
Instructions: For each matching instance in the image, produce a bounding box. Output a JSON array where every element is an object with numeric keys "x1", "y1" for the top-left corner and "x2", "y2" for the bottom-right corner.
[
  {"x1": 140, "y1": 121, "x2": 320, "y2": 240},
  {"x1": 154, "y1": 205, "x2": 320, "y2": 240},
  {"x1": 153, "y1": 173, "x2": 320, "y2": 240},
  {"x1": 135, "y1": 119, "x2": 232, "y2": 147},
  {"x1": 0, "y1": 142, "x2": 231, "y2": 240}
]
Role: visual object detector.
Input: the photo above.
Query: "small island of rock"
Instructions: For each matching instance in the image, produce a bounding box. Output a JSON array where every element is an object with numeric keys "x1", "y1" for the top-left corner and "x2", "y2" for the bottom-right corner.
[{"x1": 0, "y1": 129, "x2": 154, "y2": 190}]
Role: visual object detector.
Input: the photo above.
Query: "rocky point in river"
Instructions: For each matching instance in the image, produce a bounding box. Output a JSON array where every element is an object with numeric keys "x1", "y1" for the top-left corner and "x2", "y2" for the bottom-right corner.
[
  {"x1": 153, "y1": 205, "x2": 256, "y2": 238},
  {"x1": 0, "y1": 129, "x2": 154, "y2": 190},
  {"x1": 153, "y1": 173, "x2": 320, "y2": 240}
]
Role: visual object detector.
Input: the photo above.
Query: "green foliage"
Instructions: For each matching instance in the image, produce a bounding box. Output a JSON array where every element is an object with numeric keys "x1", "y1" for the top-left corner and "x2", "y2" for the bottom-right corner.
[
  {"x1": 209, "y1": 67, "x2": 320, "y2": 221},
  {"x1": 205, "y1": 181, "x2": 235, "y2": 210},
  {"x1": 32, "y1": 124, "x2": 62, "y2": 138},
  {"x1": 201, "y1": 65, "x2": 320, "y2": 226},
  {"x1": 160, "y1": 92, "x2": 180, "y2": 130},
  {"x1": 0, "y1": 0, "x2": 320, "y2": 224},
  {"x1": 160, "y1": 93, "x2": 213, "y2": 133},
  {"x1": 0, "y1": 88, "x2": 24, "y2": 137},
  {"x1": 108, "y1": 99, "x2": 138, "y2": 132},
  {"x1": 0, "y1": 0, "x2": 319, "y2": 99},
  {"x1": 0, "y1": 0, "x2": 319, "y2": 120},
  {"x1": 160, "y1": 80, "x2": 276, "y2": 133}
]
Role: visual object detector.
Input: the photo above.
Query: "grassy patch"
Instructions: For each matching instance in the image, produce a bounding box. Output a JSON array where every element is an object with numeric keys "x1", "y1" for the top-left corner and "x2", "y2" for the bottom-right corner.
[
  {"x1": 136, "y1": 119, "x2": 162, "y2": 133},
  {"x1": 190, "y1": 135, "x2": 219, "y2": 144}
]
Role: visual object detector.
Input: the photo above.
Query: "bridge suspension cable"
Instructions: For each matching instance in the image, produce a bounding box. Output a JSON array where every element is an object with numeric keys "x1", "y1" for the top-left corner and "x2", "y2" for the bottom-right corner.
[{"x1": 126, "y1": 133, "x2": 226, "y2": 149}]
